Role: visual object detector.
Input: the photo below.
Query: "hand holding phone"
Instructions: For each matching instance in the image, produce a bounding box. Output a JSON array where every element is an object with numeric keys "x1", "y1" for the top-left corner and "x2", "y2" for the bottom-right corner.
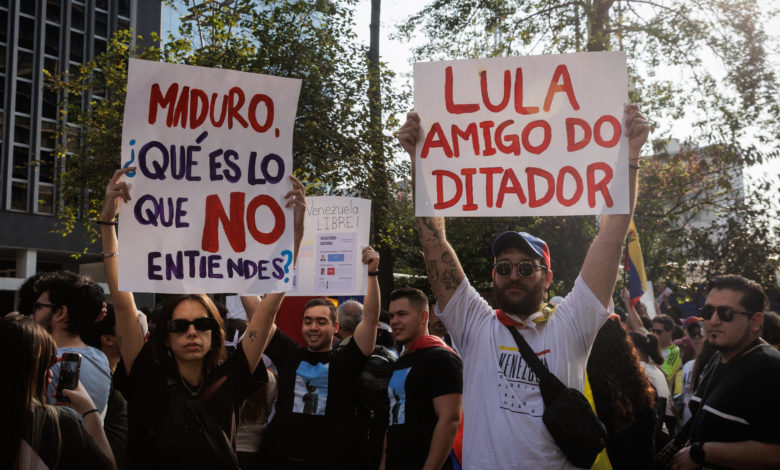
[{"x1": 56, "y1": 353, "x2": 82, "y2": 402}]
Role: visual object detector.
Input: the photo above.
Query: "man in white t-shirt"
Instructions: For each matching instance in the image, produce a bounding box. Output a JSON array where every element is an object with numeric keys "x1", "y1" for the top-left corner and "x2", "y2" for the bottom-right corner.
[{"x1": 397, "y1": 105, "x2": 649, "y2": 469}]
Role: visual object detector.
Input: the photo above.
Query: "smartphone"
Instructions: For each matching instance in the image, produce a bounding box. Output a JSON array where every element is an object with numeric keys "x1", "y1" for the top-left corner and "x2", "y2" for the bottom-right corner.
[{"x1": 56, "y1": 353, "x2": 82, "y2": 402}]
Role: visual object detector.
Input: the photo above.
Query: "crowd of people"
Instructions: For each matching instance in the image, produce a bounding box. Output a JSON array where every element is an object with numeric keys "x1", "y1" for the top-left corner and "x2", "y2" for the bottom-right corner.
[{"x1": 2, "y1": 105, "x2": 779, "y2": 470}]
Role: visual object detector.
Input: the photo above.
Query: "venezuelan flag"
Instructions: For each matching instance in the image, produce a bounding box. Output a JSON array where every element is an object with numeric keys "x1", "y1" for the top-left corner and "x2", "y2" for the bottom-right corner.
[{"x1": 625, "y1": 219, "x2": 647, "y2": 305}]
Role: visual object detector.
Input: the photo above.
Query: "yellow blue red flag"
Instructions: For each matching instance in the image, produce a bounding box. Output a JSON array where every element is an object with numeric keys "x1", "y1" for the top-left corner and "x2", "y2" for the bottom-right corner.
[{"x1": 625, "y1": 219, "x2": 647, "y2": 305}]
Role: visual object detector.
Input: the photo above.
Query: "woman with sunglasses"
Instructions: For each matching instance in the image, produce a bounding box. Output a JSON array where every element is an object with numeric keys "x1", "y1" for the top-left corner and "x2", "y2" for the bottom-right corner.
[
  {"x1": 100, "y1": 167, "x2": 306, "y2": 469},
  {"x1": 0, "y1": 315, "x2": 115, "y2": 469}
]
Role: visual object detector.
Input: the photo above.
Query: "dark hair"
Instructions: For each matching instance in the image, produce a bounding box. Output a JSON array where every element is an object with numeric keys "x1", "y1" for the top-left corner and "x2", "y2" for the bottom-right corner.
[
  {"x1": 762, "y1": 311, "x2": 780, "y2": 346},
  {"x1": 151, "y1": 294, "x2": 226, "y2": 375},
  {"x1": 587, "y1": 317, "x2": 656, "y2": 434},
  {"x1": 34, "y1": 271, "x2": 105, "y2": 336},
  {"x1": 16, "y1": 274, "x2": 43, "y2": 316},
  {"x1": 303, "y1": 298, "x2": 337, "y2": 324},
  {"x1": 640, "y1": 316, "x2": 653, "y2": 330},
  {"x1": 613, "y1": 306, "x2": 627, "y2": 323},
  {"x1": 629, "y1": 331, "x2": 664, "y2": 365},
  {"x1": 389, "y1": 287, "x2": 429, "y2": 312},
  {"x1": 83, "y1": 304, "x2": 116, "y2": 349},
  {"x1": 0, "y1": 316, "x2": 59, "y2": 468},
  {"x1": 672, "y1": 324, "x2": 684, "y2": 341},
  {"x1": 705, "y1": 275, "x2": 768, "y2": 313},
  {"x1": 652, "y1": 314, "x2": 674, "y2": 332}
]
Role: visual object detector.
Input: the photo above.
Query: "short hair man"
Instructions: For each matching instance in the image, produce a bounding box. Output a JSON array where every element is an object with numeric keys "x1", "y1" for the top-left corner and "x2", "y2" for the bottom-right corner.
[
  {"x1": 34, "y1": 271, "x2": 112, "y2": 420},
  {"x1": 261, "y1": 247, "x2": 380, "y2": 468},
  {"x1": 672, "y1": 275, "x2": 780, "y2": 469},
  {"x1": 398, "y1": 105, "x2": 649, "y2": 468},
  {"x1": 383, "y1": 287, "x2": 462, "y2": 470},
  {"x1": 651, "y1": 314, "x2": 682, "y2": 386},
  {"x1": 337, "y1": 299, "x2": 363, "y2": 343}
]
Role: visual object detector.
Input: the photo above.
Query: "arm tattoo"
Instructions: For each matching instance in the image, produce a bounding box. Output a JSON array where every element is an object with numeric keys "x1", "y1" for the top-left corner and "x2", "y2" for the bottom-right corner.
[
  {"x1": 426, "y1": 260, "x2": 440, "y2": 283},
  {"x1": 441, "y1": 269, "x2": 460, "y2": 290},
  {"x1": 417, "y1": 217, "x2": 445, "y2": 242},
  {"x1": 441, "y1": 251, "x2": 457, "y2": 267},
  {"x1": 247, "y1": 330, "x2": 258, "y2": 342}
]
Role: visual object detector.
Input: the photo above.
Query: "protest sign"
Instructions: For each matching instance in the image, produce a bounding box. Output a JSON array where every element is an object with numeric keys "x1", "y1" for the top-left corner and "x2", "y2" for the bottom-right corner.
[
  {"x1": 289, "y1": 196, "x2": 372, "y2": 296},
  {"x1": 413, "y1": 51, "x2": 629, "y2": 217},
  {"x1": 118, "y1": 59, "x2": 301, "y2": 294}
]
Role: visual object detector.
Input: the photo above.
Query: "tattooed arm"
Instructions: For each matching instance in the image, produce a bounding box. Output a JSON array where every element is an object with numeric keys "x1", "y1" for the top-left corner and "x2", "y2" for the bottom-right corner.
[
  {"x1": 399, "y1": 113, "x2": 466, "y2": 310},
  {"x1": 241, "y1": 176, "x2": 306, "y2": 374}
]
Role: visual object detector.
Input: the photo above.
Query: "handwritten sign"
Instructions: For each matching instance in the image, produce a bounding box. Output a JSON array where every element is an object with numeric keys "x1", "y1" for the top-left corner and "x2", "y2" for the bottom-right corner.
[
  {"x1": 290, "y1": 196, "x2": 371, "y2": 296},
  {"x1": 414, "y1": 51, "x2": 629, "y2": 217},
  {"x1": 118, "y1": 59, "x2": 301, "y2": 294}
]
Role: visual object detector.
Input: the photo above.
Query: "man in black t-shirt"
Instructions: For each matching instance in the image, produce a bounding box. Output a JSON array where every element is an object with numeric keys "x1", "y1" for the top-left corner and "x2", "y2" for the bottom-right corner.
[
  {"x1": 672, "y1": 275, "x2": 780, "y2": 470},
  {"x1": 260, "y1": 247, "x2": 380, "y2": 470},
  {"x1": 383, "y1": 287, "x2": 462, "y2": 470}
]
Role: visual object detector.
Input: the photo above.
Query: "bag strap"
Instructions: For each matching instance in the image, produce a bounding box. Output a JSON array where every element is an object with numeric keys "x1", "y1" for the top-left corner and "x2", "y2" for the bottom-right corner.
[{"x1": 504, "y1": 325, "x2": 566, "y2": 404}]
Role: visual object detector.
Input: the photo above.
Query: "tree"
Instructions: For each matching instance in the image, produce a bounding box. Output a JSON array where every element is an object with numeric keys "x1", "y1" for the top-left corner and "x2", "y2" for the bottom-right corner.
[
  {"x1": 684, "y1": 178, "x2": 780, "y2": 296},
  {"x1": 51, "y1": 0, "x2": 408, "y2": 265},
  {"x1": 393, "y1": 0, "x2": 780, "y2": 295}
]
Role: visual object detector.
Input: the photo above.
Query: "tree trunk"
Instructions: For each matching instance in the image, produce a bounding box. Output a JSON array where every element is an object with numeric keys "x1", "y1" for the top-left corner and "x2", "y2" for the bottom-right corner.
[
  {"x1": 586, "y1": 0, "x2": 614, "y2": 51},
  {"x1": 367, "y1": 0, "x2": 394, "y2": 307}
]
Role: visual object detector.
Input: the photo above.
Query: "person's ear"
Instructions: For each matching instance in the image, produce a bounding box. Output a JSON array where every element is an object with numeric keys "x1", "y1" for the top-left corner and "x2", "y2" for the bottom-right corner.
[
  {"x1": 544, "y1": 270, "x2": 554, "y2": 289},
  {"x1": 333, "y1": 320, "x2": 339, "y2": 334},
  {"x1": 55, "y1": 305, "x2": 68, "y2": 322},
  {"x1": 750, "y1": 312, "x2": 763, "y2": 333}
]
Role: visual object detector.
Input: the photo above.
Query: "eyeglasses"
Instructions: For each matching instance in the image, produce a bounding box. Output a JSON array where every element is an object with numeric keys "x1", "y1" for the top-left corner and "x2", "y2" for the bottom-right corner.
[
  {"x1": 650, "y1": 328, "x2": 665, "y2": 335},
  {"x1": 35, "y1": 302, "x2": 58, "y2": 311},
  {"x1": 689, "y1": 330, "x2": 703, "y2": 339},
  {"x1": 699, "y1": 305, "x2": 753, "y2": 322},
  {"x1": 166, "y1": 317, "x2": 218, "y2": 334},
  {"x1": 494, "y1": 261, "x2": 547, "y2": 278}
]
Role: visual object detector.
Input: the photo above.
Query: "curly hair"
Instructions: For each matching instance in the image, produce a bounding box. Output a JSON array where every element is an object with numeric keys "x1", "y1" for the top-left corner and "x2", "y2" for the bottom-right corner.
[{"x1": 587, "y1": 316, "x2": 656, "y2": 434}]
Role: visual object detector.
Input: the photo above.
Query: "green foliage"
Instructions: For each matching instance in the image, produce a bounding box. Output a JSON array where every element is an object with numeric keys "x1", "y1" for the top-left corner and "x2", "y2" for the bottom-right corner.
[
  {"x1": 49, "y1": 0, "x2": 409, "y2": 257},
  {"x1": 394, "y1": 0, "x2": 780, "y2": 294}
]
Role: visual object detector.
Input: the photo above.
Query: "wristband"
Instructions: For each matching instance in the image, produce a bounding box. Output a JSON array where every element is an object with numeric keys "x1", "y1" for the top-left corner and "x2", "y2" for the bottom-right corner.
[
  {"x1": 689, "y1": 442, "x2": 706, "y2": 465},
  {"x1": 368, "y1": 271, "x2": 380, "y2": 277},
  {"x1": 82, "y1": 408, "x2": 99, "y2": 419},
  {"x1": 96, "y1": 219, "x2": 117, "y2": 226},
  {"x1": 102, "y1": 252, "x2": 118, "y2": 258},
  {"x1": 629, "y1": 164, "x2": 640, "y2": 170}
]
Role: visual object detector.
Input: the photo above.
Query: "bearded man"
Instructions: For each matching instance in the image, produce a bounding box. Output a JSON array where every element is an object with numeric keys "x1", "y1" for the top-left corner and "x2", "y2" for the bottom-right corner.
[{"x1": 397, "y1": 104, "x2": 649, "y2": 469}]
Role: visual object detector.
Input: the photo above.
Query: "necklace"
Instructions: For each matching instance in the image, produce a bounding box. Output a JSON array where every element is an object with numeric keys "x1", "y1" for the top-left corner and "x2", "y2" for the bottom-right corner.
[{"x1": 180, "y1": 376, "x2": 203, "y2": 397}]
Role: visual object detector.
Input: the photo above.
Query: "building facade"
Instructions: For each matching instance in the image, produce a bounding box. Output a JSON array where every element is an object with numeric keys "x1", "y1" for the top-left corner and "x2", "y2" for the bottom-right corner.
[{"x1": 0, "y1": 0, "x2": 160, "y2": 312}]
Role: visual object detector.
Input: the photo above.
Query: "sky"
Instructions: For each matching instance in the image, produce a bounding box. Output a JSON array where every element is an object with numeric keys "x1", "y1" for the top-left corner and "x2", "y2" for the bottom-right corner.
[{"x1": 352, "y1": 0, "x2": 780, "y2": 193}]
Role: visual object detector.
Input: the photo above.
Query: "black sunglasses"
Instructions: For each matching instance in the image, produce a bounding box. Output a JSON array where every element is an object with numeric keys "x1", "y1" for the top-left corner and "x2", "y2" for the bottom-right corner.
[
  {"x1": 699, "y1": 305, "x2": 752, "y2": 322},
  {"x1": 166, "y1": 317, "x2": 218, "y2": 334},
  {"x1": 494, "y1": 261, "x2": 546, "y2": 278}
]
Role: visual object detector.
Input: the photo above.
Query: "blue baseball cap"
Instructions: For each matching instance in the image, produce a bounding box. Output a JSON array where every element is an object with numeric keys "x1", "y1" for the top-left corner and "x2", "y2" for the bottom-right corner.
[{"x1": 492, "y1": 231, "x2": 551, "y2": 271}]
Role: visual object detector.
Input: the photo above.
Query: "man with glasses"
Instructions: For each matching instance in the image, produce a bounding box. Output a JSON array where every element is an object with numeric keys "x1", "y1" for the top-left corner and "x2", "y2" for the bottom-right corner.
[
  {"x1": 672, "y1": 275, "x2": 780, "y2": 470},
  {"x1": 397, "y1": 104, "x2": 650, "y2": 469},
  {"x1": 651, "y1": 315, "x2": 682, "y2": 386},
  {"x1": 34, "y1": 271, "x2": 112, "y2": 421}
]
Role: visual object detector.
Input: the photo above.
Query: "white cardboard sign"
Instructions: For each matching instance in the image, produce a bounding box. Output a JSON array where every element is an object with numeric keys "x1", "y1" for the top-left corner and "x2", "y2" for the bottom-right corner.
[
  {"x1": 118, "y1": 59, "x2": 301, "y2": 294},
  {"x1": 414, "y1": 51, "x2": 630, "y2": 217},
  {"x1": 289, "y1": 196, "x2": 372, "y2": 296}
]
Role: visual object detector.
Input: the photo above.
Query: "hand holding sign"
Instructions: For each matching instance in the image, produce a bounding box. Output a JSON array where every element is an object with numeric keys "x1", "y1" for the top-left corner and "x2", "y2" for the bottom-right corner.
[
  {"x1": 102, "y1": 167, "x2": 136, "y2": 222},
  {"x1": 623, "y1": 104, "x2": 650, "y2": 160},
  {"x1": 361, "y1": 246, "x2": 380, "y2": 273}
]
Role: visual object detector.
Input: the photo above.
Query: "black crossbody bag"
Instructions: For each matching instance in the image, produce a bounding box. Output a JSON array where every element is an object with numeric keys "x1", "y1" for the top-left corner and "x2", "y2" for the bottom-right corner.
[{"x1": 505, "y1": 325, "x2": 608, "y2": 469}]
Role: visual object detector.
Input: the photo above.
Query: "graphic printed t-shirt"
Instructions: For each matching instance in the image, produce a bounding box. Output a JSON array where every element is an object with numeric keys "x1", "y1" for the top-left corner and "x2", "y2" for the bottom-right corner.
[
  {"x1": 436, "y1": 275, "x2": 610, "y2": 470},
  {"x1": 690, "y1": 341, "x2": 780, "y2": 444},
  {"x1": 386, "y1": 346, "x2": 463, "y2": 470},
  {"x1": 114, "y1": 342, "x2": 267, "y2": 470},
  {"x1": 264, "y1": 329, "x2": 368, "y2": 463},
  {"x1": 48, "y1": 346, "x2": 111, "y2": 420}
]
